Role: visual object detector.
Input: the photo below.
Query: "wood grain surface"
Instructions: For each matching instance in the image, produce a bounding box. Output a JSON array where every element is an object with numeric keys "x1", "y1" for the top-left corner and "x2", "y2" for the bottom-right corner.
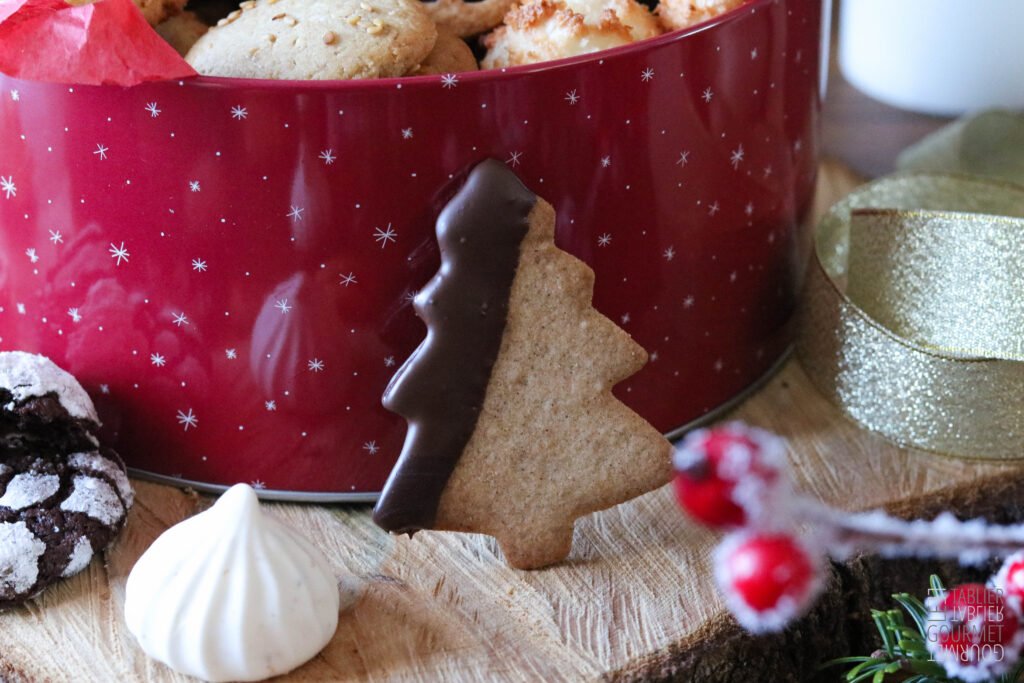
[{"x1": 4, "y1": 160, "x2": 1023, "y2": 682}]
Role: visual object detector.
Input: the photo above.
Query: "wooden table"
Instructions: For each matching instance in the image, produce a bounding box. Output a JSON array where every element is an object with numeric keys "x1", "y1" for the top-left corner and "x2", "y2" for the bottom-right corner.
[{"x1": 5, "y1": 159, "x2": 1024, "y2": 683}]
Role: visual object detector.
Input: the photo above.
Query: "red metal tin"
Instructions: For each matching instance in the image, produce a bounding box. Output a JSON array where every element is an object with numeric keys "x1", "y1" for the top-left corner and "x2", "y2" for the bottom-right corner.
[{"x1": 0, "y1": 0, "x2": 824, "y2": 499}]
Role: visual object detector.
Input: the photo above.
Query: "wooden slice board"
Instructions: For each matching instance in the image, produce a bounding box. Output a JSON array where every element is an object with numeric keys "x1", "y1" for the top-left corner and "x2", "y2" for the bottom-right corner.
[{"x1": 3, "y1": 160, "x2": 1022, "y2": 683}]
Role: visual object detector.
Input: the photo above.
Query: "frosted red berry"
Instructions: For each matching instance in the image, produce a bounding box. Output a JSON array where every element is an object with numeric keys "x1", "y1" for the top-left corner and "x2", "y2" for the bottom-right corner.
[
  {"x1": 993, "y1": 551, "x2": 1024, "y2": 614},
  {"x1": 672, "y1": 423, "x2": 787, "y2": 529},
  {"x1": 714, "y1": 532, "x2": 822, "y2": 633},
  {"x1": 925, "y1": 583, "x2": 1022, "y2": 682}
]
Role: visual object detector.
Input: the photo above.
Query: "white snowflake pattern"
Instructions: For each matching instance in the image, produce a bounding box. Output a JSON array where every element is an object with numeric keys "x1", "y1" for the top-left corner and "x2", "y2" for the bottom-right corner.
[
  {"x1": 189, "y1": 180, "x2": 201, "y2": 193},
  {"x1": 601, "y1": 156, "x2": 611, "y2": 168},
  {"x1": 793, "y1": 139, "x2": 803, "y2": 153},
  {"x1": 621, "y1": 313, "x2": 631, "y2": 324},
  {"x1": 145, "y1": 102, "x2": 161, "y2": 118},
  {"x1": 763, "y1": 165, "x2": 773, "y2": 178},
  {"x1": 373, "y1": 223, "x2": 397, "y2": 248},
  {"x1": 384, "y1": 356, "x2": 396, "y2": 368},
  {"x1": 150, "y1": 353, "x2": 166, "y2": 367},
  {"x1": 701, "y1": 87, "x2": 714, "y2": 103},
  {"x1": 363, "y1": 441, "x2": 379, "y2": 455},
  {"x1": 99, "y1": 384, "x2": 110, "y2": 395},
  {"x1": 339, "y1": 272, "x2": 357, "y2": 287},
  {"x1": 708, "y1": 201, "x2": 721, "y2": 216},
  {"x1": 49, "y1": 230, "x2": 63, "y2": 244},
  {"x1": 506, "y1": 151, "x2": 523, "y2": 168},
  {"x1": 172, "y1": 312, "x2": 189, "y2": 327},
  {"x1": 676, "y1": 151, "x2": 691, "y2": 168},
  {"x1": 10, "y1": 90, "x2": 19, "y2": 102},
  {"x1": 67, "y1": 307, "x2": 82, "y2": 323},
  {"x1": 650, "y1": 351, "x2": 659, "y2": 362},
  {"x1": 307, "y1": 358, "x2": 325, "y2": 372},
  {"x1": 745, "y1": 202, "x2": 754, "y2": 216},
  {"x1": 265, "y1": 400, "x2": 277, "y2": 411},
  {"x1": 641, "y1": 67, "x2": 655, "y2": 82},
  {"x1": 274, "y1": 298, "x2": 293, "y2": 314},
  {"x1": 287, "y1": 205, "x2": 304, "y2": 221},
  {"x1": 319, "y1": 149, "x2": 336, "y2": 165},
  {"x1": 683, "y1": 295, "x2": 695, "y2": 308},
  {"x1": 176, "y1": 409, "x2": 198, "y2": 431},
  {"x1": 751, "y1": 48, "x2": 759, "y2": 60},
  {"x1": 25, "y1": 248, "x2": 38, "y2": 264},
  {"x1": 565, "y1": 89, "x2": 580, "y2": 105},
  {"x1": 663, "y1": 246, "x2": 676, "y2": 261},
  {"x1": 441, "y1": 73, "x2": 459, "y2": 89},
  {"x1": 1, "y1": 176, "x2": 16, "y2": 199},
  {"x1": 598, "y1": 233, "x2": 612, "y2": 247},
  {"x1": 231, "y1": 105, "x2": 248, "y2": 120},
  {"x1": 401, "y1": 127, "x2": 414, "y2": 140},
  {"x1": 191, "y1": 258, "x2": 208, "y2": 272},
  {"x1": 713, "y1": 359, "x2": 724, "y2": 373},
  {"x1": 16, "y1": 303, "x2": 26, "y2": 315},
  {"x1": 225, "y1": 348, "x2": 238, "y2": 359},
  {"x1": 730, "y1": 144, "x2": 745, "y2": 169},
  {"x1": 108, "y1": 242, "x2": 129, "y2": 266},
  {"x1": 94, "y1": 144, "x2": 109, "y2": 160}
]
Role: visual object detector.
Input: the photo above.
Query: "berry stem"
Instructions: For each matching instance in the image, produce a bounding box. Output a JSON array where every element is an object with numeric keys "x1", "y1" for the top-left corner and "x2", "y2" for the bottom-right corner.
[{"x1": 794, "y1": 499, "x2": 1024, "y2": 564}]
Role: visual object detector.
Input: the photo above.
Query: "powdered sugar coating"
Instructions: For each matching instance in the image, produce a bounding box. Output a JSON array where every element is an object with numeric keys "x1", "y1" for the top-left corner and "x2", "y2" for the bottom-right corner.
[
  {"x1": 0, "y1": 521, "x2": 46, "y2": 595},
  {"x1": 62, "y1": 536, "x2": 94, "y2": 578},
  {"x1": 68, "y1": 452, "x2": 134, "y2": 508},
  {"x1": 0, "y1": 473, "x2": 60, "y2": 511},
  {"x1": 0, "y1": 352, "x2": 98, "y2": 423},
  {"x1": 60, "y1": 476, "x2": 125, "y2": 526}
]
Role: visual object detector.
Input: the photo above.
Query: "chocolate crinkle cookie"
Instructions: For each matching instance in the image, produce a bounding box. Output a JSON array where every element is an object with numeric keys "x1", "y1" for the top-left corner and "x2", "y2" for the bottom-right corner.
[{"x1": 0, "y1": 352, "x2": 135, "y2": 610}]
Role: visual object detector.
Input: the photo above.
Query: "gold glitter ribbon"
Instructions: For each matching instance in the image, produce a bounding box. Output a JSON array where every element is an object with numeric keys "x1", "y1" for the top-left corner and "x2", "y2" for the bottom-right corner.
[{"x1": 797, "y1": 174, "x2": 1024, "y2": 459}]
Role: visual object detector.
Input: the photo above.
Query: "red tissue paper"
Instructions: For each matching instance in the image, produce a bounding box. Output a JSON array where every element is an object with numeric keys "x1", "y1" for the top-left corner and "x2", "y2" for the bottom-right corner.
[{"x1": 0, "y1": 0, "x2": 196, "y2": 86}]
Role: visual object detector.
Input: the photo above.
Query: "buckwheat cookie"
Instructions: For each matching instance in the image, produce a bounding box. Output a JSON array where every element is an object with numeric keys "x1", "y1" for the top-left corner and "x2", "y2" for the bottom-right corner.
[
  {"x1": 482, "y1": 0, "x2": 659, "y2": 69},
  {"x1": 185, "y1": 0, "x2": 438, "y2": 80},
  {"x1": 407, "y1": 28, "x2": 478, "y2": 75},
  {"x1": 373, "y1": 160, "x2": 672, "y2": 569},
  {"x1": 420, "y1": 0, "x2": 515, "y2": 38},
  {"x1": 66, "y1": 0, "x2": 188, "y2": 26},
  {"x1": 156, "y1": 10, "x2": 209, "y2": 56},
  {"x1": 655, "y1": 0, "x2": 742, "y2": 32}
]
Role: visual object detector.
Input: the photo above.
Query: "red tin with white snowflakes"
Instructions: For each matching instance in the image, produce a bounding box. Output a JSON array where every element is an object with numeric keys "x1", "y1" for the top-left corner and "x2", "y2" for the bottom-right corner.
[{"x1": 0, "y1": 0, "x2": 826, "y2": 500}]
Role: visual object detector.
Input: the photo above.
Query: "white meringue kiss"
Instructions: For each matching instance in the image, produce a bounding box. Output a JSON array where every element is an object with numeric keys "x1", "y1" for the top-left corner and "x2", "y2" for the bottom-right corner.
[{"x1": 124, "y1": 484, "x2": 340, "y2": 682}]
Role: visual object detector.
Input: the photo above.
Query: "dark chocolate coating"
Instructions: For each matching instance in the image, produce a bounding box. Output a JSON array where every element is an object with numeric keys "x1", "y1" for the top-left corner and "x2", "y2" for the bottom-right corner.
[{"x1": 373, "y1": 159, "x2": 537, "y2": 534}]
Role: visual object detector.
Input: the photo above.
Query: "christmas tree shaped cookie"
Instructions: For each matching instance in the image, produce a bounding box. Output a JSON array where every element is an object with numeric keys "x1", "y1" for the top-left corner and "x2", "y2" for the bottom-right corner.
[{"x1": 373, "y1": 159, "x2": 672, "y2": 569}]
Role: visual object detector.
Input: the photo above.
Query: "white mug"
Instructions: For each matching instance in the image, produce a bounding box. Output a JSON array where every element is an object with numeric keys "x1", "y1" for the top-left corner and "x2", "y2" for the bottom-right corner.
[{"x1": 839, "y1": 0, "x2": 1024, "y2": 116}]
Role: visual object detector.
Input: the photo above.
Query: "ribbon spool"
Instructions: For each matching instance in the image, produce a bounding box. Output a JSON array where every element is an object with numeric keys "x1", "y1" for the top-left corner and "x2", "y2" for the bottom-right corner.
[{"x1": 797, "y1": 173, "x2": 1024, "y2": 460}]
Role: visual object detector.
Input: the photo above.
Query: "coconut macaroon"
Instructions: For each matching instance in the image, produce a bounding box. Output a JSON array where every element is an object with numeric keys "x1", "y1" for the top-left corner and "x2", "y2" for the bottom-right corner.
[
  {"x1": 655, "y1": 0, "x2": 743, "y2": 32},
  {"x1": 482, "y1": 0, "x2": 659, "y2": 69}
]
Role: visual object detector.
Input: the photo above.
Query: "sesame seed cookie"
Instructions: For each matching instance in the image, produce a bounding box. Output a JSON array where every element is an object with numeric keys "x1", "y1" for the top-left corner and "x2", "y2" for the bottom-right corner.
[
  {"x1": 406, "y1": 28, "x2": 478, "y2": 75},
  {"x1": 419, "y1": 0, "x2": 515, "y2": 38},
  {"x1": 185, "y1": 0, "x2": 438, "y2": 80}
]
